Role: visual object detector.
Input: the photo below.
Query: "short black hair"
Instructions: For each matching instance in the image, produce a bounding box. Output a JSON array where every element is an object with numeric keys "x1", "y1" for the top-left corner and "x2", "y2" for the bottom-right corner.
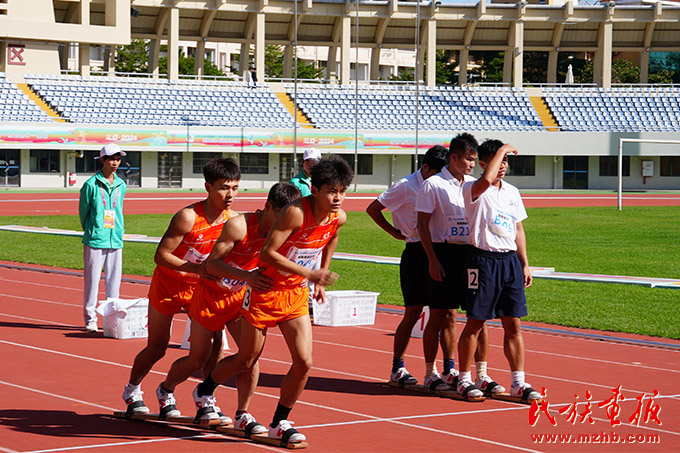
[
  {"x1": 267, "y1": 182, "x2": 301, "y2": 209},
  {"x1": 203, "y1": 157, "x2": 241, "y2": 184},
  {"x1": 310, "y1": 155, "x2": 354, "y2": 189},
  {"x1": 477, "y1": 139, "x2": 505, "y2": 163},
  {"x1": 422, "y1": 145, "x2": 448, "y2": 172},
  {"x1": 449, "y1": 133, "x2": 479, "y2": 159}
]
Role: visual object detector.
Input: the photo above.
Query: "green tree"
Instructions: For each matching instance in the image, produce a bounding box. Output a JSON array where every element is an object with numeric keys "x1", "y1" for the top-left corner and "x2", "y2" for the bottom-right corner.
[
  {"x1": 611, "y1": 59, "x2": 640, "y2": 83},
  {"x1": 159, "y1": 46, "x2": 226, "y2": 77},
  {"x1": 648, "y1": 69, "x2": 675, "y2": 84},
  {"x1": 471, "y1": 51, "x2": 505, "y2": 83},
  {"x1": 246, "y1": 45, "x2": 324, "y2": 80},
  {"x1": 115, "y1": 39, "x2": 149, "y2": 73}
]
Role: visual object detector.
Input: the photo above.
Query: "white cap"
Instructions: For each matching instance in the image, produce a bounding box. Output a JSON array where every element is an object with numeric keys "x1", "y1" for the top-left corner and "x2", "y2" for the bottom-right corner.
[
  {"x1": 96, "y1": 143, "x2": 126, "y2": 159},
  {"x1": 303, "y1": 148, "x2": 321, "y2": 161}
]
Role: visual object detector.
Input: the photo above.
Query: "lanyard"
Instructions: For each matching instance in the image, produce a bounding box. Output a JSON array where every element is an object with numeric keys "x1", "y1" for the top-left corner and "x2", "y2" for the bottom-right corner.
[{"x1": 100, "y1": 184, "x2": 118, "y2": 209}]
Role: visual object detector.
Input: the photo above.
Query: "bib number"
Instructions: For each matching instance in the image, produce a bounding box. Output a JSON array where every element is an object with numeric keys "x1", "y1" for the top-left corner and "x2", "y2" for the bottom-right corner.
[
  {"x1": 103, "y1": 210, "x2": 115, "y2": 229},
  {"x1": 467, "y1": 269, "x2": 479, "y2": 289},
  {"x1": 283, "y1": 247, "x2": 322, "y2": 276},
  {"x1": 241, "y1": 287, "x2": 252, "y2": 311},
  {"x1": 218, "y1": 262, "x2": 247, "y2": 291},
  {"x1": 488, "y1": 211, "x2": 514, "y2": 238},
  {"x1": 182, "y1": 246, "x2": 208, "y2": 265},
  {"x1": 447, "y1": 215, "x2": 469, "y2": 242}
]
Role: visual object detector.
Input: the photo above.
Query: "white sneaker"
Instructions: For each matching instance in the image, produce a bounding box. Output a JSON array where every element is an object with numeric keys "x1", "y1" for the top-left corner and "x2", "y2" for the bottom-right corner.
[
  {"x1": 234, "y1": 411, "x2": 267, "y2": 435},
  {"x1": 192, "y1": 386, "x2": 220, "y2": 421},
  {"x1": 424, "y1": 372, "x2": 449, "y2": 392},
  {"x1": 476, "y1": 375, "x2": 506, "y2": 395},
  {"x1": 85, "y1": 321, "x2": 98, "y2": 333},
  {"x1": 268, "y1": 419, "x2": 306, "y2": 443},
  {"x1": 122, "y1": 386, "x2": 150, "y2": 415},
  {"x1": 390, "y1": 367, "x2": 417, "y2": 386},
  {"x1": 442, "y1": 369, "x2": 459, "y2": 387},
  {"x1": 456, "y1": 380, "x2": 484, "y2": 400},
  {"x1": 511, "y1": 382, "x2": 542, "y2": 402},
  {"x1": 156, "y1": 384, "x2": 181, "y2": 418},
  {"x1": 213, "y1": 405, "x2": 233, "y2": 425}
]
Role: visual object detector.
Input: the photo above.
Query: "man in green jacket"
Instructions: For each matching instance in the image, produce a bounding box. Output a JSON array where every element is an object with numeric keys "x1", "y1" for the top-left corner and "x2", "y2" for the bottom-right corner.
[
  {"x1": 79, "y1": 143, "x2": 127, "y2": 332},
  {"x1": 289, "y1": 148, "x2": 321, "y2": 197}
]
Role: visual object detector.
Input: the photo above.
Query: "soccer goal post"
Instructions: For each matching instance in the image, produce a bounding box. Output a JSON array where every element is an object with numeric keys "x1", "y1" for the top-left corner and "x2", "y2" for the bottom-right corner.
[{"x1": 617, "y1": 138, "x2": 680, "y2": 211}]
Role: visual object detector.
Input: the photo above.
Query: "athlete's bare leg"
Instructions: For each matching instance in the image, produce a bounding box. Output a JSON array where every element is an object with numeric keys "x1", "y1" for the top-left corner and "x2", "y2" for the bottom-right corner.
[
  {"x1": 393, "y1": 305, "x2": 424, "y2": 360},
  {"x1": 226, "y1": 317, "x2": 261, "y2": 411},
  {"x1": 163, "y1": 319, "x2": 216, "y2": 391},
  {"x1": 277, "y1": 315, "x2": 313, "y2": 408},
  {"x1": 128, "y1": 304, "x2": 173, "y2": 385}
]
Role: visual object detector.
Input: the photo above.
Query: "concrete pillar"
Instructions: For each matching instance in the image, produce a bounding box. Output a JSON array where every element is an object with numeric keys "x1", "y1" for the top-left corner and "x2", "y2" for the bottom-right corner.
[
  {"x1": 255, "y1": 12, "x2": 265, "y2": 83},
  {"x1": 458, "y1": 49, "x2": 469, "y2": 85},
  {"x1": 195, "y1": 40, "x2": 206, "y2": 76},
  {"x1": 511, "y1": 21, "x2": 524, "y2": 88},
  {"x1": 547, "y1": 50, "x2": 558, "y2": 84},
  {"x1": 240, "y1": 43, "x2": 250, "y2": 78},
  {"x1": 370, "y1": 47, "x2": 381, "y2": 81},
  {"x1": 340, "y1": 16, "x2": 351, "y2": 85},
  {"x1": 425, "y1": 19, "x2": 436, "y2": 87},
  {"x1": 597, "y1": 21, "x2": 613, "y2": 88},
  {"x1": 503, "y1": 50, "x2": 512, "y2": 85},
  {"x1": 283, "y1": 45, "x2": 293, "y2": 79},
  {"x1": 79, "y1": 44, "x2": 90, "y2": 77},
  {"x1": 149, "y1": 39, "x2": 161, "y2": 78},
  {"x1": 327, "y1": 45, "x2": 338, "y2": 82},
  {"x1": 640, "y1": 51, "x2": 649, "y2": 84},
  {"x1": 167, "y1": 8, "x2": 180, "y2": 80}
]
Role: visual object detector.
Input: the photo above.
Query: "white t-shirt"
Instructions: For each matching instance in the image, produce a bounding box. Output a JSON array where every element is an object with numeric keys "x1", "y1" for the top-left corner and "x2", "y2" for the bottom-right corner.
[
  {"x1": 415, "y1": 166, "x2": 476, "y2": 244},
  {"x1": 463, "y1": 180, "x2": 528, "y2": 252},
  {"x1": 376, "y1": 169, "x2": 424, "y2": 243}
]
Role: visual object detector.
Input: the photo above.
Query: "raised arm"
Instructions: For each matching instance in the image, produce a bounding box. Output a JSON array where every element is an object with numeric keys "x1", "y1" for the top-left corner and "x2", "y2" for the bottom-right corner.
[
  {"x1": 470, "y1": 144, "x2": 518, "y2": 201},
  {"x1": 366, "y1": 199, "x2": 405, "y2": 241}
]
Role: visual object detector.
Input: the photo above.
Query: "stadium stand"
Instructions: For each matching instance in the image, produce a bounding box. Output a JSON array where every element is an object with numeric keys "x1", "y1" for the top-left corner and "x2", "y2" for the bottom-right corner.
[
  {"x1": 544, "y1": 86, "x2": 680, "y2": 132},
  {"x1": 24, "y1": 75, "x2": 292, "y2": 127},
  {"x1": 0, "y1": 73, "x2": 52, "y2": 123},
  {"x1": 287, "y1": 84, "x2": 546, "y2": 131}
]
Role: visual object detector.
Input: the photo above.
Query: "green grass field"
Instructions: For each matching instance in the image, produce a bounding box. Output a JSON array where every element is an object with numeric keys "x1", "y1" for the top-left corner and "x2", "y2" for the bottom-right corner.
[{"x1": 0, "y1": 206, "x2": 678, "y2": 339}]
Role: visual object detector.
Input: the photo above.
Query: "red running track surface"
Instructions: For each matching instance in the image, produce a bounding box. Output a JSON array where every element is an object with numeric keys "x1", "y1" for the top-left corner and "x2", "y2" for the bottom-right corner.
[
  {"x1": 0, "y1": 192, "x2": 679, "y2": 216},
  {"x1": 0, "y1": 263, "x2": 678, "y2": 452}
]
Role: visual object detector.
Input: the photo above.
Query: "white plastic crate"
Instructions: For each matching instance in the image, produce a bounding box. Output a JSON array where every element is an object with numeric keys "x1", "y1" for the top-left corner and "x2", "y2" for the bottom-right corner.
[
  {"x1": 312, "y1": 290, "x2": 379, "y2": 327},
  {"x1": 96, "y1": 297, "x2": 149, "y2": 339}
]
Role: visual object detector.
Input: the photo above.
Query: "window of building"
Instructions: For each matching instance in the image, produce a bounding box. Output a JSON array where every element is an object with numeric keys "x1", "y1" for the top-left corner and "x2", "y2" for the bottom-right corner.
[
  {"x1": 118, "y1": 151, "x2": 142, "y2": 187},
  {"x1": 599, "y1": 156, "x2": 630, "y2": 177},
  {"x1": 507, "y1": 155, "x2": 535, "y2": 176},
  {"x1": 76, "y1": 151, "x2": 101, "y2": 173},
  {"x1": 338, "y1": 154, "x2": 373, "y2": 175},
  {"x1": 193, "y1": 152, "x2": 221, "y2": 174},
  {"x1": 660, "y1": 156, "x2": 680, "y2": 177},
  {"x1": 30, "y1": 150, "x2": 60, "y2": 173},
  {"x1": 240, "y1": 153, "x2": 269, "y2": 174}
]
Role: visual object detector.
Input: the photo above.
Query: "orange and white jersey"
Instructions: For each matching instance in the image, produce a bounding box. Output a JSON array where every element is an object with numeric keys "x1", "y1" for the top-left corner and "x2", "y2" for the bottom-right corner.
[
  {"x1": 261, "y1": 196, "x2": 339, "y2": 289},
  {"x1": 159, "y1": 202, "x2": 232, "y2": 284},
  {"x1": 204, "y1": 212, "x2": 266, "y2": 293}
]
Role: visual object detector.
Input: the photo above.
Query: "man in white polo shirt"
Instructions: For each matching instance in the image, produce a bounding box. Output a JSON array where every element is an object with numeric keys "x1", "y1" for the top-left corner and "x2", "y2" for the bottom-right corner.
[
  {"x1": 367, "y1": 146, "x2": 448, "y2": 385},
  {"x1": 457, "y1": 139, "x2": 540, "y2": 403},
  {"x1": 416, "y1": 134, "x2": 503, "y2": 395}
]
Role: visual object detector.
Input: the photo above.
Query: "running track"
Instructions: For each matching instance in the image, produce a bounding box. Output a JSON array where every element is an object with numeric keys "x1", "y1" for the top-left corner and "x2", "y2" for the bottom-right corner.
[
  {"x1": 0, "y1": 263, "x2": 678, "y2": 452},
  {"x1": 0, "y1": 192, "x2": 679, "y2": 216}
]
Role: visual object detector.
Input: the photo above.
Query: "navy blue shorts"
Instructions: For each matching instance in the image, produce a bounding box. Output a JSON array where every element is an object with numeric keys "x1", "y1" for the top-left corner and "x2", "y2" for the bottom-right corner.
[
  {"x1": 426, "y1": 243, "x2": 470, "y2": 310},
  {"x1": 400, "y1": 241, "x2": 429, "y2": 307},
  {"x1": 464, "y1": 247, "x2": 528, "y2": 320}
]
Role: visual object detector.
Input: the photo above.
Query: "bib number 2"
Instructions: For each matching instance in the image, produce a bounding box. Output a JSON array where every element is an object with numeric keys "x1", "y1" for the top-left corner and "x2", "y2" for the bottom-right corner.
[{"x1": 467, "y1": 269, "x2": 479, "y2": 289}]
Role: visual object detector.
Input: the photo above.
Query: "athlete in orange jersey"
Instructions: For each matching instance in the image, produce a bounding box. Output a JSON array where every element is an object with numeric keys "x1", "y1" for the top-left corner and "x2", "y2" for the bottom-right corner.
[
  {"x1": 192, "y1": 156, "x2": 354, "y2": 445},
  {"x1": 122, "y1": 158, "x2": 240, "y2": 418},
  {"x1": 157, "y1": 183, "x2": 301, "y2": 433}
]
